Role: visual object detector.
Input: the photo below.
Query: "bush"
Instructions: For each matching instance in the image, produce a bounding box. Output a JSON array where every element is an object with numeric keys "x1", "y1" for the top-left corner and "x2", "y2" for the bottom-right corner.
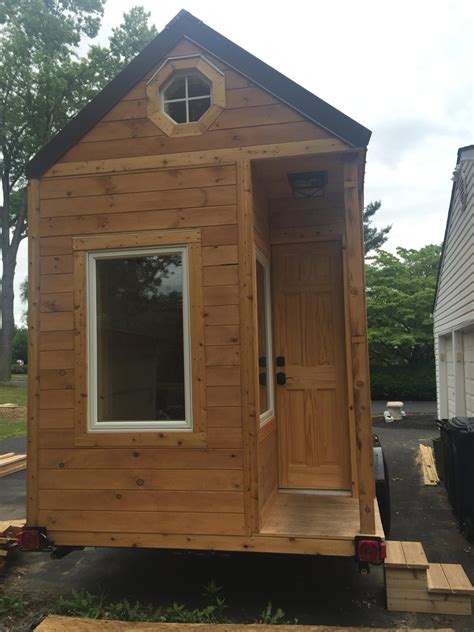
[
  {"x1": 370, "y1": 363, "x2": 436, "y2": 401},
  {"x1": 11, "y1": 364, "x2": 28, "y2": 375}
]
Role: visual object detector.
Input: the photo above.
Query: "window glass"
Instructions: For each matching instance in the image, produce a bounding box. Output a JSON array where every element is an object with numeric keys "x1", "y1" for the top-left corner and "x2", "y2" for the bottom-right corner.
[
  {"x1": 161, "y1": 71, "x2": 211, "y2": 123},
  {"x1": 89, "y1": 247, "x2": 191, "y2": 430},
  {"x1": 256, "y1": 253, "x2": 274, "y2": 421}
]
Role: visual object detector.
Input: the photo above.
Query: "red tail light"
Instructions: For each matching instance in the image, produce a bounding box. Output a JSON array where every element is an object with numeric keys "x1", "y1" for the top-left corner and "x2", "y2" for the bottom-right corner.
[
  {"x1": 17, "y1": 529, "x2": 41, "y2": 551},
  {"x1": 357, "y1": 538, "x2": 386, "y2": 564}
]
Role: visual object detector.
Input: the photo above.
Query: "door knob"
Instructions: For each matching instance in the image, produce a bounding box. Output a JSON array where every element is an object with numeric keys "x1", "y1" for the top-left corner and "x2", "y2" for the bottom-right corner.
[{"x1": 276, "y1": 371, "x2": 286, "y2": 385}]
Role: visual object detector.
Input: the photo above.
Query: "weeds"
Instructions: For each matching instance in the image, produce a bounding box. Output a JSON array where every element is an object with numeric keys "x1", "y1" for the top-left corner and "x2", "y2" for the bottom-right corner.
[
  {"x1": 50, "y1": 582, "x2": 288, "y2": 624},
  {"x1": 258, "y1": 601, "x2": 287, "y2": 624},
  {"x1": 0, "y1": 594, "x2": 25, "y2": 617},
  {"x1": 54, "y1": 589, "x2": 104, "y2": 619}
]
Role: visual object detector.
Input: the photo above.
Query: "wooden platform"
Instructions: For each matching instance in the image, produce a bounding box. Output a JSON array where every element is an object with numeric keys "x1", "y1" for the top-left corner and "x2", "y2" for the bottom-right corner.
[
  {"x1": 260, "y1": 493, "x2": 384, "y2": 540},
  {"x1": 0, "y1": 452, "x2": 27, "y2": 477},
  {"x1": 36, "y1": 616, "x2": 455, "y2": 631},
  {"x1": 385, "y1": 540, "x2": 473, "y2": 615}
]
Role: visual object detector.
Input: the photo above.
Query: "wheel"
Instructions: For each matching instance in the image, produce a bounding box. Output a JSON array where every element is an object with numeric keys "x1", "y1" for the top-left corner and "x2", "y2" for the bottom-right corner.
[{"x1": 376, "y1": 450, "x2": 391, "y2": 538}]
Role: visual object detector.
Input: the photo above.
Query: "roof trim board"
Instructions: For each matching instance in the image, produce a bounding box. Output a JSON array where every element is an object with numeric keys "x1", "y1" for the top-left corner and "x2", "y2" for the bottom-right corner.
[{"x1": 27, "y1": 10, "x2": 371, "y2": 178}]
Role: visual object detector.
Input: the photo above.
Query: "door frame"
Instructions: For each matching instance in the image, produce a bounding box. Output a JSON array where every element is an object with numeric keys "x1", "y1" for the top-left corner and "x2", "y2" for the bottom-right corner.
[{"x1": 270, "y1": 235, "x2": 358, "y2": 496}]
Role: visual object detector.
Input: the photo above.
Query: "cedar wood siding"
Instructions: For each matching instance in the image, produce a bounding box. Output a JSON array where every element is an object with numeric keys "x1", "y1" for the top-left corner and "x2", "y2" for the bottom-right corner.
[
  {"x1": 434, "y1": 155, "x2": 474, "y2": 419},
  {"x1": 33, "y1": 38, "x2": 339, "y2": 540}
]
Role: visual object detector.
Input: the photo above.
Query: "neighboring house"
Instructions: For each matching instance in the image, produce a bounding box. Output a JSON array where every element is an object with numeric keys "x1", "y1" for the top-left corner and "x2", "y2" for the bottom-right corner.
[{"x1": 434, "y1": 145, "x2": 474, "y2": 419}]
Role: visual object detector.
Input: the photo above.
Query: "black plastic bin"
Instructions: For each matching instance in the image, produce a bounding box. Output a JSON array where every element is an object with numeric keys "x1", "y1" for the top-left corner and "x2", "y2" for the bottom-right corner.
[{"x1": 439, "y1": 417, "x2": 474, "y2": 538}]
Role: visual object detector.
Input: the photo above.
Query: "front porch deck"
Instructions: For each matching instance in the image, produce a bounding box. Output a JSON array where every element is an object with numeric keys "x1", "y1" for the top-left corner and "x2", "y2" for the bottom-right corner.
[{"x1": 260, "y1": 492, "x2": 385, "y2": 540}]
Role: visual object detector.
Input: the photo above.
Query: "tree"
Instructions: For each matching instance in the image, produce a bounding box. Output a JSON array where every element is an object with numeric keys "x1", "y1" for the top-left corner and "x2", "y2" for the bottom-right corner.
[
  {"x1": 0, "y1": 1, "x2": 158, "y2": 382},
  {"x1": 364, "y1": 200, "x2": 392, "y2": 254},
  {"x1": 365, "y1": 244, "x2": 442, "y2": 367}
]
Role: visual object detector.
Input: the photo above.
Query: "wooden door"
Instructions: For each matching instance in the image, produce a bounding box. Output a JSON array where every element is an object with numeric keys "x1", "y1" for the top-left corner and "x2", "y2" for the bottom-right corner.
[{"x1": 273, "y1": 240, "x2": 351, "y2": 490}]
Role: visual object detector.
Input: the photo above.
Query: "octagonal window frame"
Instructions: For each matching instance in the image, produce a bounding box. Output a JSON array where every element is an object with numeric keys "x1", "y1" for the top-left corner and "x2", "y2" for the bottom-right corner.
[{"x1": 146, "y1": 54, "x2": 226, "y2": 137}]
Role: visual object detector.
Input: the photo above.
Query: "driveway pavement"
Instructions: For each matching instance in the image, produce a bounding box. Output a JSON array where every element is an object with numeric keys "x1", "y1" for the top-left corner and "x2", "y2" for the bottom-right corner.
[
  {"x1": 0, "y1": 436, "x2": 27, "y2": 521},
  {"x1": 371, "y1": 400, "x2": 437, "y2": 415},
  {"x1": 0, "y1": 420, "x2": 472, "y2": 631}
]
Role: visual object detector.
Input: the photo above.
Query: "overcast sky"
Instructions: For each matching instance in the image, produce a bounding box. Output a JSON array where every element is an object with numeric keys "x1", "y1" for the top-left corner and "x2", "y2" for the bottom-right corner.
[{"x1": 12, "y1": 0, "x2": 474, "y2": 321}]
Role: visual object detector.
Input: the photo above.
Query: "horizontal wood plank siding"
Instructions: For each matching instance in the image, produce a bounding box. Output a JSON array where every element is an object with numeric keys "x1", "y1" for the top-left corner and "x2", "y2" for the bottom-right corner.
[{"x1": 36, "y1": 159, "x2": 242, "y2": 536}]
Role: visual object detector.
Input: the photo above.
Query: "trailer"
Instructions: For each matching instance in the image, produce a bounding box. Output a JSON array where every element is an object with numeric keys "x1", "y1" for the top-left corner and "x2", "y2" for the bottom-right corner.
[{"x1": 23, "y1": 10, "x2": 384, "y2": 563}]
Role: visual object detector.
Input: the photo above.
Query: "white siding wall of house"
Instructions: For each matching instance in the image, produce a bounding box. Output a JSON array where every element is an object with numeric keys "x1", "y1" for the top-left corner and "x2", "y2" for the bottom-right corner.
[
  {"x1": 434, "y1": 148, "x2": 474, "y2": 419},
  {"x1": 464, "y1": 330, "x2": 474, "y2": 416}
]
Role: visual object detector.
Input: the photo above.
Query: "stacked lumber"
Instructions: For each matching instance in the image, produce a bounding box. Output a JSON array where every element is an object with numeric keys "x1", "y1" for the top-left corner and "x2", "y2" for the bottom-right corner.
[
  {"x1": 35, "y1": 616, "x2": 456, "y2": 631},
  {"x1": 0, "y1": 452, "x2": 27, "y2": 477},
  {"x1": 385, "y1": 540, "x2": 473, "y2": 615},
  {"x1": 418, "y1": 444, "x2": 440, "y2": 486},
  {"x1": 0, "y1": 519, "x2": 24, "y2": 573}
]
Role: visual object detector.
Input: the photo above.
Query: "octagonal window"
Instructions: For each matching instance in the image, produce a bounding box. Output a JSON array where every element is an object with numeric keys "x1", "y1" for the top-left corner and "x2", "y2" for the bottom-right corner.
[{"x1": 161, "y1": 71, "x2": 212, "y2": 124}]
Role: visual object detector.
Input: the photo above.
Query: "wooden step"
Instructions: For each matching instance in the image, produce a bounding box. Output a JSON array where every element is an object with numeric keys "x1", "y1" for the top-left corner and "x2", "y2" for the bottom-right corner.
[
  {"x1": 428, "y1": 563, "x2": 474, "y2": 596},
  {"x1": 385, "y1": 541, "x2": 473, "y2": 615},
  {"x1": 385, "y1": 540, "x2": 429, "y2": 569}
]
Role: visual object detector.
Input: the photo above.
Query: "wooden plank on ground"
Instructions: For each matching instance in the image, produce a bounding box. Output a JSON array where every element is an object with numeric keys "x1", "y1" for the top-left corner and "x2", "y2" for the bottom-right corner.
[
  {"x1": 35, "y1": 616, "x2": 456, "y2": 631},
  {"x1": 0, "y1": 454, "x2": 27, "y2": 477},
  {"x1": 418, "y1": 444, "x2": 440, "y2": 485}
]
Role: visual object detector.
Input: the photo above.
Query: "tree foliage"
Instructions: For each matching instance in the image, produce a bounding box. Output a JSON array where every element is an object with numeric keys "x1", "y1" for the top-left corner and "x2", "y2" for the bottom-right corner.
[
  {"x1": 0, "y1": 1, "x2": 158, "y2": 381},
  {"x1": 363, "y1": 200, "x2": 392, "y2": 254},
  {"x1": 365, "y1": 244, "x2": 442, "y2": 367}
]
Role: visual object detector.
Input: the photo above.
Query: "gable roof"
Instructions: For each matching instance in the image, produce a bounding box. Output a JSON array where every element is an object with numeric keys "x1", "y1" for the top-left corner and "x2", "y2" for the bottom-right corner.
[
  {"x1": 26, "y1": 10, "x2": 371, "y2": 179},
  {"x1": 433, "y1": 144, "x2": 474, "y2": 312}
]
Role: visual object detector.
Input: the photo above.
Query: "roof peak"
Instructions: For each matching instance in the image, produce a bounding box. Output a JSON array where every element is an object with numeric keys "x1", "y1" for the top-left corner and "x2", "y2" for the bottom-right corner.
[{"x1": 27, "y1": 9, "x2": 371, "y2": 178}]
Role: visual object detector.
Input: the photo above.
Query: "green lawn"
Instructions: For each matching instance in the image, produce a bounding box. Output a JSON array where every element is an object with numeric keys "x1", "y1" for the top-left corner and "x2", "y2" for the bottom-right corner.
[
  {"x1": 0, "y1": 383, "x2": 27, "y2": 407},
  {"x1": 0, "y1": 383, "x2": 27, "y2": 440},
  {"x1": 0, "y1": 420, "x2": 27, "y2": 440}
]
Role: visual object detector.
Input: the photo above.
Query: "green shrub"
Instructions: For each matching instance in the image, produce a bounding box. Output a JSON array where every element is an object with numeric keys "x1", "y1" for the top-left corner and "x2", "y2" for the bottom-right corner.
[{"x1": 370, "y1": 363, "x2": 436, "y2": 401}]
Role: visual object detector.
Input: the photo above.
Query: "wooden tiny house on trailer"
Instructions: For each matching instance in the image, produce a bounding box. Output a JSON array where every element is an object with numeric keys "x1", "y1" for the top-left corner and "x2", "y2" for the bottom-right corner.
[{"x1": 25, "y1": 10, "x2": 382, "y2": 558}]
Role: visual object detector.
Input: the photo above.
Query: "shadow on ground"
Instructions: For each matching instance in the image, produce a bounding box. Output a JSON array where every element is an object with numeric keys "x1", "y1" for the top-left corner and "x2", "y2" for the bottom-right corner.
[{"x1": 1, "y1": 418, "x2": 473, "y2": 631}]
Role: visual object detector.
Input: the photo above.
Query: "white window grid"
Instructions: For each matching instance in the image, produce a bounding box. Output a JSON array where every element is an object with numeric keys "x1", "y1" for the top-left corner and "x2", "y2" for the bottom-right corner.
[{"x1": 161, "y1": 73, "x2": 212, "y2": 124}]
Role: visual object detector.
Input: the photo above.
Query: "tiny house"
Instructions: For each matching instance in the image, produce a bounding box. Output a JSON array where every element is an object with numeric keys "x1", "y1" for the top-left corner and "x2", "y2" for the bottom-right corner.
[{"x1": 25, "y1": 10, "x2": 382, "y2": 558}]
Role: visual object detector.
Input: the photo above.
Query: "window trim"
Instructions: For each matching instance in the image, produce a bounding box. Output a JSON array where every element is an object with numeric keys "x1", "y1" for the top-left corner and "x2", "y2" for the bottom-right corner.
[
  {"x1": 256, "y1": 249, "x2": 275, "y2": 424},
  {"x1": 87, "y1": 245, "x2": 193, "y2": 433},
  {"x1": 161, "y1": 71, "x2": 212, "y2": 124}
]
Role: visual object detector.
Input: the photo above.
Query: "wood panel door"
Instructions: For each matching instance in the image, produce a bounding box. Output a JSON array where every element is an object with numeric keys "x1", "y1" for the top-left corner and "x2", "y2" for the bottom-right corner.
[{"x1": 272, "y1": 240, "x2": 351, "y2": 490}]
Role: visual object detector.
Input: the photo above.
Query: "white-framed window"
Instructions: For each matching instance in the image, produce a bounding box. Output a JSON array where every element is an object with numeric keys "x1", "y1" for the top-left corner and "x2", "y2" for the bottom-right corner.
[
  {"x1": 161, "y1": 71, "x2": 212, "y2": 124},
  {"x1": 256, "y1": 249, "x2": 274, "y2": 423},
  {"x1": 87, "y1": 245, "x2": 192, "y2": 432}
]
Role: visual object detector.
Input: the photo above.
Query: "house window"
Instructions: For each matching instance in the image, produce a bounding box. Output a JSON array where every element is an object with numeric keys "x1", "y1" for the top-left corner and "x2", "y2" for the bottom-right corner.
[
  {"x1": 162, "y1": 71, "x2": 212, "y2": 124},
  {"x1": 87, "y1": 246, "x2": 192, "y2": 431},
  {"x1": 256, "y1": 250, "x2": 274, "y2": 423}
]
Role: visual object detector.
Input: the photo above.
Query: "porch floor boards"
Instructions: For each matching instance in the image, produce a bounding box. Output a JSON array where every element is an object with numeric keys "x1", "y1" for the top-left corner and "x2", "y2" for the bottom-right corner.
[{"x1": 260, "y1": 492, "x2": 384, "y2": 540}]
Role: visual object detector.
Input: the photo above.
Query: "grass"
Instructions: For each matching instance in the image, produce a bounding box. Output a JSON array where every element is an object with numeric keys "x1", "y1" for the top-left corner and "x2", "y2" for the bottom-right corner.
[
  {"x1": 0, "y1": 383, "x2": 27, "y2": 440},
  {"x1": 48, "y1": 582, "x2": 291, "y2": 625},
  {"x1": 0, "y1": 420, "x2": 27, "y2": 440},
  {"x1": 0, "y1": 383, "x2": 27, "y2": 407}
]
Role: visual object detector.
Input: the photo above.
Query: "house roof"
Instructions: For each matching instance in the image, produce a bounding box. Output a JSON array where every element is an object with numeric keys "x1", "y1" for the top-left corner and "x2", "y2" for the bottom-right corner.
[
  {"x1": 433, "y1": 144, "x2": 474, "y2": 312},
  {"x1": 27, "y1": 10, "x2": 372, "y2": 179}
]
